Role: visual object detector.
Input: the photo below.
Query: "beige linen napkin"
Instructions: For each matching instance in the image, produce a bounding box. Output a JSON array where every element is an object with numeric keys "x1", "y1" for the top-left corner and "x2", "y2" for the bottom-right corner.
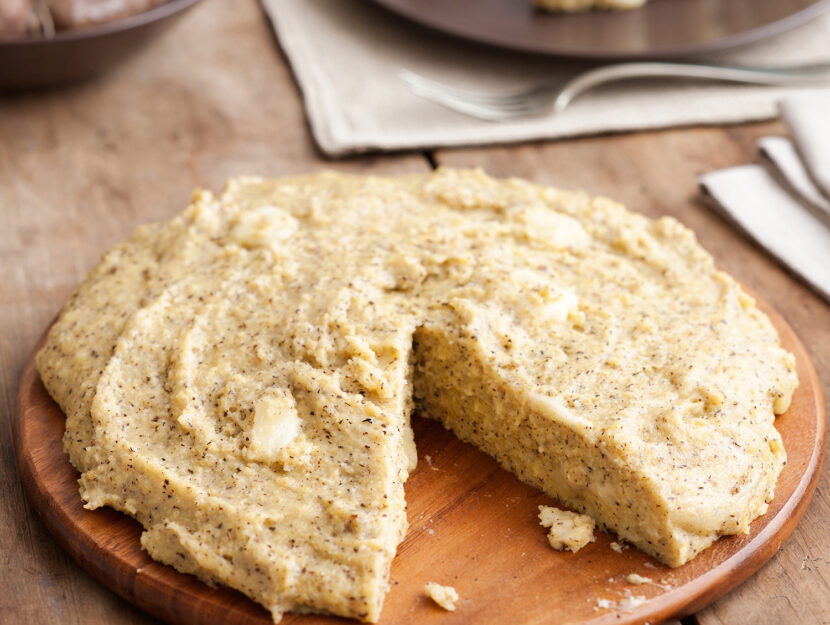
[
  {"x1": 700, "y1": 95, "x2": 830, "y2": 304},
  {"x1": 261, "y1": 0, "x2": 830, "y2": 156},
  {"x1": 780, "y1": 96, "x2": 830, "y2": 201}
]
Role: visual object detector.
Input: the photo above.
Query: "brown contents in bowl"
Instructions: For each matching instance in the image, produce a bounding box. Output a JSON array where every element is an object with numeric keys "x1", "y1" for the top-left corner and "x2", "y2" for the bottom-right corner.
[{"x1": 0, "y1": 0, "x2": 168, "y2": 36}]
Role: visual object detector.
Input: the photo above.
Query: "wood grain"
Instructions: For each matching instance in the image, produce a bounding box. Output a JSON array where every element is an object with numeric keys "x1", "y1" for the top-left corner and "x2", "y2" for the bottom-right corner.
[{"x1": 13, "y1": 292, "x2": 825, "y2": 625}]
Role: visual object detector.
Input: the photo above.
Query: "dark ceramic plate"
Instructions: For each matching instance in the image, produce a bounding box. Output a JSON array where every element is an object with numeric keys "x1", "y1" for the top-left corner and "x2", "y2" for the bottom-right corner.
[
  {"x1": 0, "y1": 0, "x2": 200, "y2": 90},
  {"x1": 371, "y1": 0, "x2": 830, "y2": 59}
]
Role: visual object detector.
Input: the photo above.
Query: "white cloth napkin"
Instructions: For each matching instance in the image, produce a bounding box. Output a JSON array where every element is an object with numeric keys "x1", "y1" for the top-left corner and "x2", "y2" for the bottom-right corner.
[
  {"x1": 699, "y1": 94, "x2": 830, "y2": 304},
  {"x1": 261, "y1": 0, "x2": 830, "y2": 156}
]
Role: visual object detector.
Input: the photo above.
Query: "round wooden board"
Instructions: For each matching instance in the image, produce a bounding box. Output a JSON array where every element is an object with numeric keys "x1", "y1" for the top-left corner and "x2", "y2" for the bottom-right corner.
[{"x1": 14, "y1": 297, "x2": 825, "y2": 625}]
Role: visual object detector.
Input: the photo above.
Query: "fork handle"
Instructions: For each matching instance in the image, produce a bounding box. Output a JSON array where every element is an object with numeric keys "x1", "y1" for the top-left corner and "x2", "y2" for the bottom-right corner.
[{"x1": 553, "y1": 62, "x2": 830, "y2": 113}]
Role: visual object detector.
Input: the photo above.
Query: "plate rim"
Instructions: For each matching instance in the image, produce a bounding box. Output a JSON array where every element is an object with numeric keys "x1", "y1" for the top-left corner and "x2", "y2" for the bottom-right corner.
[{"x1": 369, "y1": 0, "x2": 830, "y2": 59}]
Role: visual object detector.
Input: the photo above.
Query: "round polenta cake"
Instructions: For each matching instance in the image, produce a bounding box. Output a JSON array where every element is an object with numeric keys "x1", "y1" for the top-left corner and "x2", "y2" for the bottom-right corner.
[{"x1": 36, "y1": 168, "x2": 797, "y2": 622}]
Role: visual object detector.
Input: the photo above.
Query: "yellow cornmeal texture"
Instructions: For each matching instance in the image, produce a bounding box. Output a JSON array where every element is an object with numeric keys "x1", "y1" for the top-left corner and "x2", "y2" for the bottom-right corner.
[
  {"x1": 424, "y1": 582, "x2": 459, "y2": 611},
  {"x1": 37, "y1": 169, "x2": 797, "y2": 623},
  {"x1": 533, "y1": 0, "x2": 647, "y2": 12},
  {"x1": 538, "y1": 505, "x2": 596, "y2": 552}
]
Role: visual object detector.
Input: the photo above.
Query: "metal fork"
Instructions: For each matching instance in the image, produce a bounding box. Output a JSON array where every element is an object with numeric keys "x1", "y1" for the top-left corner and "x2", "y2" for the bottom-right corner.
[{"x1": 401, "y1": 62, "x2": 830, "y2": 121}]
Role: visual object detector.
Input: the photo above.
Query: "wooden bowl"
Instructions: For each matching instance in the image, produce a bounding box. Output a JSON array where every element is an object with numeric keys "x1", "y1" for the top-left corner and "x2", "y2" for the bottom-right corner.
[{"x1": 0, "y1": 0, "x2": 200, "y2": 90}]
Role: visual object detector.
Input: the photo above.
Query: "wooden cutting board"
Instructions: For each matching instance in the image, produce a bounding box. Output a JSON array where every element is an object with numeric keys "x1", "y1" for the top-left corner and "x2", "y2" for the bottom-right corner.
[{"x1": 13, "y1": 297, "x2": 825, "y2": 625}]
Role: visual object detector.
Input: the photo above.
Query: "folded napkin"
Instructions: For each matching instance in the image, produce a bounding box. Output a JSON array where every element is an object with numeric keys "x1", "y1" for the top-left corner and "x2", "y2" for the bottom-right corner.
[
  {"x1": 700, "y1": 94, "x2": 830, "y2": 304},
  {"x1": 261, "y1": 0, "x2": 830, "y2": 156}
]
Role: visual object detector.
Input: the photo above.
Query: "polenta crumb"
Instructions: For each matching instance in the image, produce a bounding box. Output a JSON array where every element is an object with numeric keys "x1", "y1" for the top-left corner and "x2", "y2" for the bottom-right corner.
[
  {"x1": 539, "y1": 505, "x2": 596, "y2": 552},
  {"x1": 625, "y1": 573, "x2": 651, "y2": 585},
  {"x1": 424, "y1": 582, "x2": 459, "y2": 611}
]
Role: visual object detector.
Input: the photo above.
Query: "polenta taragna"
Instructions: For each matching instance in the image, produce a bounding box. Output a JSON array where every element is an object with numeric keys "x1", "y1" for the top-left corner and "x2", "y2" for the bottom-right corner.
[{"x1": 37, "y1": 169, "x2": 797, "y2": 623}]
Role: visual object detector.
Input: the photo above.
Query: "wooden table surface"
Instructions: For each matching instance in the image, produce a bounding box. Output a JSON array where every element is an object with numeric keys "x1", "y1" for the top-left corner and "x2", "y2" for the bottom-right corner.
[{"x1": 0, "y1": 1, "x2": 826, "y2": 624}]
